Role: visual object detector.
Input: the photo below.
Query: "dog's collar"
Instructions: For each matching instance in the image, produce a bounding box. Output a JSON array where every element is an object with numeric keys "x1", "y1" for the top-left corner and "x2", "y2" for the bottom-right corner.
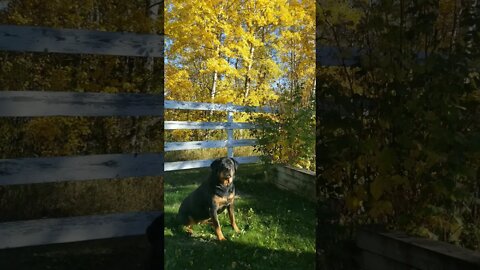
[{"x1": 214, "y1": 183, "x2": 235, "y2": 197}]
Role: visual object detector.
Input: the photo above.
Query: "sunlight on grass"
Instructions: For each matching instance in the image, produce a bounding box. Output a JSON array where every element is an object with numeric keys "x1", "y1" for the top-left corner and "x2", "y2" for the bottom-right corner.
[{"x1": 164, "y1": 165, "x2": 315, "y2": 270}]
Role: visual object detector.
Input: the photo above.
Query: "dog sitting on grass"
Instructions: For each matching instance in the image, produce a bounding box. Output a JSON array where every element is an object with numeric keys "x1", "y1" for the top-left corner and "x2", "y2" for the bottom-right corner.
[{"x1": 177, "y1": 157, "x2": 240, "y2": 241}]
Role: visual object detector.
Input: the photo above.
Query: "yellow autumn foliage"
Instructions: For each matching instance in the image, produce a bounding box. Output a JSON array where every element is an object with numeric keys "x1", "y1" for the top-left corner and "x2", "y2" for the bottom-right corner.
[{"x1": 165, "y1": 0, "x2": 315, "y2": 162}]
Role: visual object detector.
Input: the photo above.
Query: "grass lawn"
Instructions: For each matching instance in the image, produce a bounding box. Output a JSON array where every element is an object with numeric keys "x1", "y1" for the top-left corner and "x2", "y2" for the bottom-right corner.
[{"x1": 164, "y1": 164, "x2": 316, "y2": 270}]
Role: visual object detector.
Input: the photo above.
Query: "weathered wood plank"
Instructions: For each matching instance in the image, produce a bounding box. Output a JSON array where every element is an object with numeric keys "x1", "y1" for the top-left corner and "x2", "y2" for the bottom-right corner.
[
  {"x1": 276, "y1": 173, "x2": 303, "y2": 190},
  {"x1": 0, "y1": 91, "x2": 164, "y2": 117},
  {"x1": 164, "y1": 156, "x2": 260, "y2": 171},
  {"x1": 276, "y1": 166, "x2": 316, "y2": 186},
  {"x1": 276, "y1": 167, "x2": 315, "y2": 188},
  {"x1": 165, "y1": 100, "x2": 275, "y2": 113},
  {"x1": 0, "y1": 153, "x2": 164, "y2": 185},
  {"x1": 165, "y1": 139, "x2": 256, "y2": 151},
  {"x1": 276, "y1": 173, "x2": 315, "y2": 198},
  {"x1": 0, "y1": 25, "x2": 163, "y2": 57},
  {"x1": 276, "y1": 165, "x2": 315, "y2": 177},
  {"x1": 272, "y1": 175, "x2": 316, "y2": 201},
  {"x1": 356, "y1": 250, "x2": 414, "y2": 270},
  {"x1": 164, "y1": 121, "x2": 255, "y2": 130},
  {"x1": 0, "y1": 211, "x2": 162, "y2": 249},
  {"x1": 273, "y1": 166, "x2": 316, "y2": 202},
  {"x1": 356, "y1": 229, "x2": 480, "y2": 270}
]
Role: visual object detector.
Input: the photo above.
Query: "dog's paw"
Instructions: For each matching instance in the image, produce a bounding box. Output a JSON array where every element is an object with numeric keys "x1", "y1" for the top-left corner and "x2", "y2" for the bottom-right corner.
[{"x1": 181, "y1": 225, "x2": 193, "y2": 236}]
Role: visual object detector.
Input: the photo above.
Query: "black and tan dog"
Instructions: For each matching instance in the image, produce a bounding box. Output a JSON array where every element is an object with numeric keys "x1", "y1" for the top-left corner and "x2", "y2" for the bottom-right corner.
[{"x1": 177, "y1": 157, "x2": 240, "y2": 241}]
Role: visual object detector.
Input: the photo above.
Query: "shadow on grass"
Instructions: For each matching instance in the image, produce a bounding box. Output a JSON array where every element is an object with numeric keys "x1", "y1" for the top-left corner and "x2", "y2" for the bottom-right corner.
[
  {"x1": 165, "y1": 235, "x2": 315, "y2": 270},
  {"x1": 164, "y1": 164, "x2": 316, "y2": 269},
  {"x1": 165, "y1": 164, "x2": 316, "y2": 243}
]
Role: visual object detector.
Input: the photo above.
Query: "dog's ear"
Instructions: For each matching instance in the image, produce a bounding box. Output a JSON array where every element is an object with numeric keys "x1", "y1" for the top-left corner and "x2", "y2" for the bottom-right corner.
[
  {"x1": 210, "y1": 158, "x2": 222, "y2": 171},
  {"x1": 230, "y1": 158, "x2": 239, "y2": 171}
]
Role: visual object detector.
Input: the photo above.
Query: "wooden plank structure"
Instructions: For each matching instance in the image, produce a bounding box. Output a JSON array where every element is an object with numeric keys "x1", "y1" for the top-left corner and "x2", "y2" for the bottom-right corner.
[
  {"x1": 0, "y1": 153, "x2": 164, "y2": 186},
  {"x1": 355, "y1": 228, "x2": 480, "y2": 270},
  {"x1": 0, "y1": 24, "x2": 163, "y2": 249},
  {"x1": 164, "y1": 121, "x2": 256, "y2": 130},
  {"x1": 0, "y1": 211, "x2": 163, "y2": 249},
  {"x1": 164, "y1": 139, "x2": 257, "y2": 151},
  {"x1": 0, "y1": 91, "x2": 164, "y2": 117},
  {"x1": 274, "y1": 165, "x2": 316, "y2": 202},
  {"x1": 165, "y1": 100, "x2": 274, "y2": 113},
  {"x1": 0, "y1": 25, "x2": 163, "y2": 57},
  {"x1": 164, "y1": 100, "x2": 273, "y2": 171}
]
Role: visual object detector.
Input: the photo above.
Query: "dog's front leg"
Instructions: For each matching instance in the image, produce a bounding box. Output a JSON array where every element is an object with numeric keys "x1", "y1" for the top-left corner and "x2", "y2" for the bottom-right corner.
[
  {"x1": 210, "y1": 202, "x2": 226, "y2": 241},
  {"x1": 227, "y1": 203, "x2": 240, "y2": 233}
]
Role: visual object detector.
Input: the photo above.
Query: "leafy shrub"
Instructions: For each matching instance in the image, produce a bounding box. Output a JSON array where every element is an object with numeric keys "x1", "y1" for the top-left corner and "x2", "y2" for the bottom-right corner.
[
  {"x1": 317, "y1": 0, "x2": 480, "y2": 257},
  {"x1": 251, "y1": 84, "x2": 315, "y2": 171}
]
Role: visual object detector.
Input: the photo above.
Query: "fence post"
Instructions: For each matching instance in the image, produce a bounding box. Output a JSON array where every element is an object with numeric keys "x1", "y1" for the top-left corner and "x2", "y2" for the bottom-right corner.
[{"x1": 227, "y1": 103, "x2": 234, "y2": 158}]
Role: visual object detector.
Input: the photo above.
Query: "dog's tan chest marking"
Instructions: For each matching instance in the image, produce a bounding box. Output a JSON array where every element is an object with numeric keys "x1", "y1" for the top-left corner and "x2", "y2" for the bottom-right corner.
[
  {"x1": 227, "y1": 192, "x2": 235, "y2": 203},
  {"x1": 213, "y1": 194, "x2": 228, "y2": 207}
]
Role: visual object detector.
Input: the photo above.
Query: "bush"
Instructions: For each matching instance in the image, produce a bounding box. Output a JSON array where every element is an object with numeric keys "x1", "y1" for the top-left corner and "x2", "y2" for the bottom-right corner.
[
  {"x1": 251, "y1": 84, "x2": 315, "y2": 171},
  {"x1": 317, "y1": 0, "x2": 480, "y2": 256}
]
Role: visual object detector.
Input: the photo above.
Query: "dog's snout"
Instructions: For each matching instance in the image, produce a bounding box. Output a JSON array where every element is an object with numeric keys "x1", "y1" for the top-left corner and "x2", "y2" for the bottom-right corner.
[{"x1": 220, "y1": 169, "x2": 233, "y2": 180}]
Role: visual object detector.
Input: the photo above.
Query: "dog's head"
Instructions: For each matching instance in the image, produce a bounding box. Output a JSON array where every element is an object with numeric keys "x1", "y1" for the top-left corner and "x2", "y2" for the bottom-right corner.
[{"x1": 210, "y1": 157, "x2": 238, "y2": 186}]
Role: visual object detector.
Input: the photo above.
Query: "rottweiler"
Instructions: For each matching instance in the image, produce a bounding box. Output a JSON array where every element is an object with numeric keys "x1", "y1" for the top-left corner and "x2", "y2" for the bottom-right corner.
[{"x1": 177, "y1": 157, "x2": 240, "y2": 241}]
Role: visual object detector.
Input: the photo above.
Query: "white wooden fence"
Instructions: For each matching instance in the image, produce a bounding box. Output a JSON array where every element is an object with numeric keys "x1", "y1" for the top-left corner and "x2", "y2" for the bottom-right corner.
[
  {"x1": 164, "y1": 100, "x2": 274, "y2": 171},
  {"x1": 0, "y1": 24, "x2": 163, "y2": 249}
]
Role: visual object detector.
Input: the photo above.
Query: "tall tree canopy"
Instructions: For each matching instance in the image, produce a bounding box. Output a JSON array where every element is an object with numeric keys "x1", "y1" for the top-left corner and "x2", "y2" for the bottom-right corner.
[
  {"x1": 165, "y1": 0, "x2": 315, "y2": 106},
  {"x1": 164, "y1": 0, "x2": 315, "y2": 169}
]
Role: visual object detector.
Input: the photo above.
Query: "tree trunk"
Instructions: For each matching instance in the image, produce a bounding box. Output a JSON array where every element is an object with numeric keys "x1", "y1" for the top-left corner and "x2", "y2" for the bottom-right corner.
[
  {"x1": 244, "y1": 44, "x2": 255, "y2": 100},
  {"x1": 211, "y1": 70, "x2": 218, "y2": 101}
]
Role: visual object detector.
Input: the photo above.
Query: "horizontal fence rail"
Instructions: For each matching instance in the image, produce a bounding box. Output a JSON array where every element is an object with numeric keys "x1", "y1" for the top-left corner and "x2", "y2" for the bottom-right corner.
[
  {"x1": 165, "y1": 100, "x2": 274, "y2": 113},
  {"x1": 356, "y1": 228, "x2": 480, "y2": 270},
  {"x1": 0, "y1": 25, "x2": 163, "y2": 57},
  {"x1": 0, "y1": 23, "x2": 164, "y2": 249},
  {"x1": 0, "y1": 153, "x2": 164, "y2": 185},
  {"x1": 0, "y1": 211, "x2": 162, "y2": 249},
  {"x1": 165, "y1": 139, "x2": 256, "y2": 151},
  {"x1": 164, "y1": 121, "x2": 255, "y2": 130},
  {"x1": 0, "y1": 91, "x2": 164, "y2": 117}
]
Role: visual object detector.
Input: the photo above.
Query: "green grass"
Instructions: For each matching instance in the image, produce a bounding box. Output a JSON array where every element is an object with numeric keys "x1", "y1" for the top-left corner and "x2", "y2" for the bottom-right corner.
[{"x1": 164, "y1": 164, "x2": 315, "y2": 270}]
